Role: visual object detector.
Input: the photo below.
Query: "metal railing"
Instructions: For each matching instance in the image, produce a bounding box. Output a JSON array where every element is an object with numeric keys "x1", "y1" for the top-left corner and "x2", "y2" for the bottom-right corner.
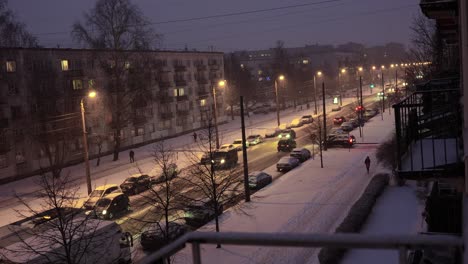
[{"x1": 140, "y1": 231, "x2": 463, "y2": 264}]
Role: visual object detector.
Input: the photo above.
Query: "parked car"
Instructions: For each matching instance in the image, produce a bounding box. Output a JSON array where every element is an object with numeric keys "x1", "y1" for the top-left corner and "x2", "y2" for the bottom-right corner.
[
  {"x1": 290, "y1": 148, "x2": 311, "y2": 162},
  {"x1": 333, "y1": 116, "x2": 346, "y2": 125},
  {"x1": 232, "y1": 139, "x2": 249, "y2": 151},
  {"x1": 331, "y1": 105, "x2": 342, "y2": 111},
  {"x1": 150, "y1": 164, "x2": 178, "y2": 185},
  {"x1": 183, "y1": 200, "x2": 223, "y2": 227},
  {"x1": 248, "y1": 171, "x2": 273, "y2": 190},
  {"x1": 247, "y1": 134, "x2": 263, "y2": 145},
  {"x1": 278, "y1": 129, "x2": 296, "y2": 139},
  {"x1": 340, "y1": 121, "x2": 354, "y2": 132},
  {"x1": 83, "y1": 184, "x2": 122, "y2": 210},
  {"x1": 265, "y1": 127, "x2": 282, "y2": 138},
  {"x1": 300, "y1": 115, "x2": 314, "y2": 124},
  {"x1": 288, "y1": 118, "x2": 303, "y2": 128},
  {"x1": 276, "y1": 156, "x2": 300, "y2": 172},
  {"x1": 200, "y1": 152, "x2": 211, "y2": 165},
  {"x1": 140, "y1": 222, "x2": 187, "y2": 251},
  {"x1": 253, "y1": 106, "x2": 269, "y2": 114},
  {"x1": 329, "y1": 127, "x2": 346, "y2": 136},
  {"x1": 324, "y1": 134, "x2": 355, "y2": 148},
  {"x1": 93, "y1": 193, "x2": 130, "y2": 220},
  {"x1": 120, "y1": 174, "x2": 152, "y2": 195},
  {"x1": 219, "y1": 143, "x2": 236, "y2": 151},
  {"x1": 348, "y1": 118, "x2": 365, "y2": 128},
  {"x1": 277, "y1": 138, "x2": 297, "y2": 152},
  {"x1": 364, "y1": 109, "x2": 377, "y2": 118}
]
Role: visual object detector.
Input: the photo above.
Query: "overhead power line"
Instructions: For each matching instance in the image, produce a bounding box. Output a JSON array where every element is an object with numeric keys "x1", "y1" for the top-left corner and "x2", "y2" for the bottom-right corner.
[{"x1": 36, "y1": 0, "x2": 344, "y2": 36}]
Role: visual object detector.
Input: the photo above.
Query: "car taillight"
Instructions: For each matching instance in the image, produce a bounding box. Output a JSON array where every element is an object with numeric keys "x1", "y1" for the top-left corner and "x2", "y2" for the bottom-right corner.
[{"x1": 348, "y1": 138, "x2": 353, "y2": 143}]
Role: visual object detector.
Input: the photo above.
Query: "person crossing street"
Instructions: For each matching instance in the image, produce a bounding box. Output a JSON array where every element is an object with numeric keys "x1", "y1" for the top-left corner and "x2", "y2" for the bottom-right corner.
[{"x1": 364, "y1": 156, "x2": 371, "y2": 174}]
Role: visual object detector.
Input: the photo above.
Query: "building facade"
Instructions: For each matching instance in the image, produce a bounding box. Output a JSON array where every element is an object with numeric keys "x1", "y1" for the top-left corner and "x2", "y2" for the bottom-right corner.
[{"x1": 0, "y1": 48, "x2": 225, "y2": 180}]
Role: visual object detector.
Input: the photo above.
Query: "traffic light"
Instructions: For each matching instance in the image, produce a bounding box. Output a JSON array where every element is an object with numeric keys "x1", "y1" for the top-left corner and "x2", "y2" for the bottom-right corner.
[{"x1": 370, "y1": 84, "x2": 375, "y2": 88}]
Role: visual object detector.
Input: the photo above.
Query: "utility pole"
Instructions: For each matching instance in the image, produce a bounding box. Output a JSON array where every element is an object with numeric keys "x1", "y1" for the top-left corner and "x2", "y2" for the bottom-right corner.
[
  {"x1": 381, "y1": 70, "x2": 385, "y2": 120},
  {"x1": 359, "y1": 76, "x2": 364, "y2": 138},
  {"x1": 322, "y1": 82, "x2": 327, "y2": 151},
  {"x1": 80, "y1": 99, "x2": 92, "y2": 195},
  {"x1": 275, "y1": 79, "x2": 280, "y2": 127},
  {"x1": 240, "y1": 96, "x2": 250, "y2": 202},
  {"x1": 358, "y1": 76, "x2": 362, "y2": 137},
  {"x1": 313, "y1": 75, "x2": 318, "y2": 115}
]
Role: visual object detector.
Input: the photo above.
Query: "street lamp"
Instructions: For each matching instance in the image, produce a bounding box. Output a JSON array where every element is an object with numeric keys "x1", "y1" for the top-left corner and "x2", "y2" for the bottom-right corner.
[
  {"x1": 313, "y1": 71, "x2": 322, "y2": 115},
  {"x1": 380, "y1": 65, "x2": 385, "y2": 116},
  {"x1": 275, "y1": 75, "x2": 285, "y2": 126},
  {"x1": 81, "y1": 90, "x2": 97, "y2": 195},
  {"x1": 338, "y1": 68, "x2": 346, "y2": 106},
  {"x1": 212, "y1": 80, "x2": 226, "y2": 149}
]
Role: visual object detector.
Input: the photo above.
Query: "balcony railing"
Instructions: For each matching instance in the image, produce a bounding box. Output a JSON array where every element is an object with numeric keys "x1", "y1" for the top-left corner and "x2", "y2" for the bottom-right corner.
[
  {"x1": 197, "y1": 89, "x2": 210, "y2": 97},
  {"x1": 159, "y1": 81, "x2": 172, "y2": 88},
  {"x1": 197, "y1": 79, "x2": 208, "y2": 85},
  {"x1": 140, "y1": 231, "x2": 463, "y2": 264},
  {"x1": 175, "y1": 79, "x2": 187, "y2": 86},
  {"x1": 176, "y1": 95, "x2": 188, "y2": 102},
  {"x1": 176, "y1": 109, "x2": 189, "y2": 116},
  {"x1": 196, "y1": 64, "x2": 207, "y2": 71},
  {"x1": 160, "y1": 112, "x2": 173, "y2": 120},
  {"x1": 393, "y1": 89, "x2": 462, "y2": 179},
  {"x1": 209, "y1": 64, "x2": 220, "y2": 71},
  {"x1": 132, "y1": 115, "x2": 146, "y2": 125},
  {"x1": 158, "y1": 93, "x2": 174, "y2": 104},
  {"x1": 174, "y1": 65, "x2": 187, "y2": 72}
]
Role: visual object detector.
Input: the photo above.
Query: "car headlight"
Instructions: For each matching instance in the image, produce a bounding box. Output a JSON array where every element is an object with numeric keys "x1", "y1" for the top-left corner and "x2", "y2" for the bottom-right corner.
[
  {"x1": 278, "y1": 135, "x2": 282, "y2": 138},
  {"x1": 286, "y1": 134, "x2": 290, "y2": 138},
  {"x1": 102, "y1": 210, "x2": 107, "y2": 215},
  {"x1": 220, "y1": 159, "x2": 225, "y2": 164}
]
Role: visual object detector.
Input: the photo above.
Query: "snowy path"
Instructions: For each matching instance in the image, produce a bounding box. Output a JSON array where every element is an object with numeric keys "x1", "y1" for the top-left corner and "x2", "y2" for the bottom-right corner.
[{"x1": 171, "y1": 112, "x2": 396, "y2": 264}]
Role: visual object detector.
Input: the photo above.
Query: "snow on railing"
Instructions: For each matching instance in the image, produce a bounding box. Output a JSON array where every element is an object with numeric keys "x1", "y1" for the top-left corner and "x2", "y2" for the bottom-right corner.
[{"x1": 140, "y1": 231, "x2": 463, "y2": 264}]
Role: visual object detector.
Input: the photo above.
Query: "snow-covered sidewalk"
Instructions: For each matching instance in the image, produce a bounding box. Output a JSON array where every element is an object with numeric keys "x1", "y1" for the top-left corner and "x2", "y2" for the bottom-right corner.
[{"x1": 169, "y1": 111, "x2": 396, "y2": 264}]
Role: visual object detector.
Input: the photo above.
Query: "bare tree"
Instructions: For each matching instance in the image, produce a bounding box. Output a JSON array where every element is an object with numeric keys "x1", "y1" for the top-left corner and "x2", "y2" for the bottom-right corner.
[
  {"x1": 3, "y1": 172, "x2": 130, "y2": 264},
  {"x1": 72, "y1": 0, "x2": 160, "y2": 161},
  {"x1": 0, "y1": 0, "x2": 38, "y2": 47},
  {"x1": 306, "y1": 115, "x2": 324, "y2": 168},
  {"x1": 182, "y1": 114, "x2": 243, "y2": 245}
]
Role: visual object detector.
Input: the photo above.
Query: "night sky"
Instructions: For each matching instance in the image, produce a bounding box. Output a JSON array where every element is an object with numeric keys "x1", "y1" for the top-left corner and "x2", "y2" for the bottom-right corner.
[{"x1": 9, "y1": 0, "x2": 420, "y2": 51}]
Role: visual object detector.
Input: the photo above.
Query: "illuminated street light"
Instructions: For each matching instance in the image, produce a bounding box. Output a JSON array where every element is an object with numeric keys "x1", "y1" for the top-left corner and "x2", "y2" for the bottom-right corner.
[
  {"x1": 313, "y1": 71, "x2": 323, "y2": 114},
  {"x1": 212, "y1": 80, "x2": 226, "y2": 149},
  {"x1": 275, "y1": 75, "x2": 285, "y2": 126},
  {"x1": 81, "y1": 90, "x2": 97, "y2": 195}
]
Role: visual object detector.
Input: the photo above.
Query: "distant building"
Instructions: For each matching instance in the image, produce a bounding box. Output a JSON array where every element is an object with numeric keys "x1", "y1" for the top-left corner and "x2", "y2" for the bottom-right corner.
[{"x1": 0, "y1": 48, "x2": 225, "y2": 180}]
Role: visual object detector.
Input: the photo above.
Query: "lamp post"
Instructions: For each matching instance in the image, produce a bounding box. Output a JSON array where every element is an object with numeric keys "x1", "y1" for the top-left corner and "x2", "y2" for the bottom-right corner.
[
  {"x1": 212, "y1": 80, "x2": 226, "y2": 149},
  {"x1": 313, "y1": 71, "x2": 322, "y2": 115},
  {"x1": 338, "y1": 68, "x2": 346, "y2": 106},
  {"x1": 381, "y1": 65, "x2": 385, "y2": 119},
  {"x1": 371, "y1": 66, "x2": 376, "y2": 94},
  {"x1": 81, "y1": 90, "x2": 96, "y2": 195},
  {"x1": 275, "y1": 75, "x2": 285, "y2": 127}
]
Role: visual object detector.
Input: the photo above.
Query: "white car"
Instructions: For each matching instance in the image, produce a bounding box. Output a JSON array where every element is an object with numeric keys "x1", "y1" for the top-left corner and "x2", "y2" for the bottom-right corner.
[
  {"x1": 219, "y1": 144, "x2": 236, "y2": 151},
  {"x1": 340, "y1": 122, "x2": 354, "y2": 132},
  {"x1": 232, "y1": 139, "x2": 249, "y2": 151},
  {"x1": 247, "y1": 134, "x2": 263, "y2": 145},
  {"x1": 289, "y1": 118, "x2": 303, "y2": 128},
  {"x1": 300, "y1": 115, "x2": 314, "y2": 124}
]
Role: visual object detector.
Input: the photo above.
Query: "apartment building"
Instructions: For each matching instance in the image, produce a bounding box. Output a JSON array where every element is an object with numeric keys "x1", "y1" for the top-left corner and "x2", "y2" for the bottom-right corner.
[{"x1": 0, "y1": 48, "x2": 225, "y2": 180}]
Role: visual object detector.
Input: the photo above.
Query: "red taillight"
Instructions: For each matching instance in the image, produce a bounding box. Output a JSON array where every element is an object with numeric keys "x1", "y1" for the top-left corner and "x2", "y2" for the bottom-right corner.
[{"x1": 349, "y1": 138, "x2": 353, "y2": 143}]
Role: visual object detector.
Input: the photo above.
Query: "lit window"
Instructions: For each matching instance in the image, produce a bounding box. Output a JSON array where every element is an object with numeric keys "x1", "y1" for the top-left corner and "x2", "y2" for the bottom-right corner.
[
  {"x1": 258, "y1": 70, "x2": 263, "y2": 75},
  {"x1": 61, "y1": 60, "x2": 69, "y2": 71},
  {"x1": 6, "y1": 61, "x2": 16, "y2": 72},
  {"x1": 125, "y1": 61, "x2": 130, "y2": 69},
  {"x1": 88, "y1": 79, "x2": 95, "y2": 89},
  {"x1": 200, "y1": 99, "x2": 206, "y2": 106},
  {"x1": 174, "y1": 88, "x2": 185, "y2": 97},
  {"x1": 303, "y1": 60, "x2": 309, "y2": 64},
  {"x1": 137, "y1": 127, "x2": 144, "y2": 135},
  {"x1": 72, "y1": 80, "x2": 83, "y2": 90},
  {"x1": 240, "y1": 64, "x2": 244, "y2": 68}
]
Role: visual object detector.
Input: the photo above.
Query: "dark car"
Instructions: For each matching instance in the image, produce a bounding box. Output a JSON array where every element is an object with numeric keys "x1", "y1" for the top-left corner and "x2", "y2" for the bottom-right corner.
[
  {"x1": 276, "y1": 156, "x2": 300, "y2": 172},
  {"x1": 92, "y1": 193, "x2": 130, "y2": 220},
  {"x1": 150, "y1": 164, "x2": 178, "y2": 185},
  {"x1": 290, "y1": 148, "x2": 311, "y2": 162},
  {"x1": 324, "y1": 134, "x2": 355, "y2": 148},
  {"x1": 140, "y1": 222, "x2": 187, "y2": 251},
  {"x1": 183, "y1": 200, "x2": 223, "y2": 227},
  {"x1": 277, "y1": 138, "x2": 297, "y2": 152},
  {"x1": 248, "y1": 171, "x2": 272, "y2": 190},
  {"x1": 120, "y1": 174, "x2": 152, "y2": 195},
  {"x1": 333, "y1": 116, "x2": 346, "y2": 125},
  {"x1": 278, "y1": 129, "x2": 296, "y2": 139}
]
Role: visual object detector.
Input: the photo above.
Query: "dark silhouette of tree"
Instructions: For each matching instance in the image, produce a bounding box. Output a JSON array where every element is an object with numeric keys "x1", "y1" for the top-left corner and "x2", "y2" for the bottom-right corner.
[
  {"x1": 72, "y1": 0, "x2": 160, "y2": 161},
  {"x1": 0, "y1": 0, "x2": 38, "y2": 47}
]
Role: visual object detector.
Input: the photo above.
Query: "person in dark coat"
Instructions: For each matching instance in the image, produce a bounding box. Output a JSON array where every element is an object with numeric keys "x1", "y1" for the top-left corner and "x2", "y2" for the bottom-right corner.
[
  {"x1": 364, "y1": 156, "x2": 371, "y2": 174},
  {"x1": 129, "y1": 150, "x2": 135, "y2": 163},
  {"x1": 193, "y1": 132, "x2": 197, "y2": 142}
]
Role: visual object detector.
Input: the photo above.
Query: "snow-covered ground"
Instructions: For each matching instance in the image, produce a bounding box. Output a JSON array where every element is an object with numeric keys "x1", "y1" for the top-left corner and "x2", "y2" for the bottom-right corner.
[{"x1": 163, "y1": 110, "x2": 396, "y2": 264}]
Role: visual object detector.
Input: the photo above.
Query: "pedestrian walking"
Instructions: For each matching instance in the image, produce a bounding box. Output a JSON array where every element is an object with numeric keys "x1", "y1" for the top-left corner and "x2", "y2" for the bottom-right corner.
[
  {"x1": 193, "y1": 132, "x2": 197, "y2": 142},
  {"x1": 129, "y1": 150, "x2": 135, "y2": 163},
  {"x1": 364, "y1": 156, "x2": 371, "y2": 174}
]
